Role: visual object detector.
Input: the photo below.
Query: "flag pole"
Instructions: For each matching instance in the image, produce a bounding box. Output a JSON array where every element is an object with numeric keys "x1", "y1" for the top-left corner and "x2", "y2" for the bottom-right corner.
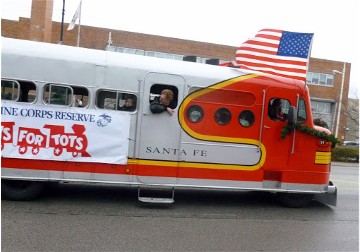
[
  {"x1": 60, "y1": 0, "x2": 65, "y2": 44},
  {"x1": 305, "y1": 33, "x2": 314, "y2": 88},
  {"x1": 76, "y1": 0, "x2": 82, "y2": 47}
]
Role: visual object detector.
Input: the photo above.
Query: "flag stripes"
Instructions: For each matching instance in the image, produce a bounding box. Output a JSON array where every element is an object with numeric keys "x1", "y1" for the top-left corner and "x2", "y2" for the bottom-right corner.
[{"x1": 235, "y1": 29, "x2": 313, "y2": 81}]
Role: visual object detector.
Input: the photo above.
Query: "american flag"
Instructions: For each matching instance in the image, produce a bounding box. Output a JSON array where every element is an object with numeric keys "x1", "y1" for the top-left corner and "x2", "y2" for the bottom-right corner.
[{"x1": 235, "y1": 29, "x2": 314, "y2": 81}]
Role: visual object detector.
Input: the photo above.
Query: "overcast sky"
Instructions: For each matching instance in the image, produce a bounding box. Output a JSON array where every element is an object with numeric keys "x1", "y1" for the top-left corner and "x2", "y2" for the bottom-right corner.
[{"x1": 2, "y1": 0, "x2": 359, "y2": 96}]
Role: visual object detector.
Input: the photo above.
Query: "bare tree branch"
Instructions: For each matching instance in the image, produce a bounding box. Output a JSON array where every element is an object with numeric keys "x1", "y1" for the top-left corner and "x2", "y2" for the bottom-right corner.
[{"x1": 343, "y1": 94, "x2": 359, "y2": 126}]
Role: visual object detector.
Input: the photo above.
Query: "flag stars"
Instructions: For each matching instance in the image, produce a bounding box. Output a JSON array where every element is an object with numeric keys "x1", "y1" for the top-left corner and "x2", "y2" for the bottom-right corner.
[{"x1": 278, "y1": 31, "x2": 313, "y2": 58}]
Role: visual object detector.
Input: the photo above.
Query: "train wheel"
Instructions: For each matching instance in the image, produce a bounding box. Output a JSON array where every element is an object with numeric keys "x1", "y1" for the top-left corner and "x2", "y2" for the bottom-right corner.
[
  {"x1": 1, "y1": 180, "x2": 44, "y2": 201},
  {"x1": 278, "y1": 192, "x2": 314, "y2": 208}
]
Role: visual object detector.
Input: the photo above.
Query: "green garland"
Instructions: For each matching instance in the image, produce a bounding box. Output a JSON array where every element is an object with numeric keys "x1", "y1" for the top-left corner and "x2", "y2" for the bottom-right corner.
[{"x1": 281, "y1": 123, "x2": 339, "y2": 147}]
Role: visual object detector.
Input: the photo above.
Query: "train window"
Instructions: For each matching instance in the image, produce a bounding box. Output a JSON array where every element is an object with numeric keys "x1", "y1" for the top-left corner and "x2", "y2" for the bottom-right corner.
[
  {"x1": 97, "y1": 90, "x2": 117, "y2": 110},
  {"x1": 118, "y1": 93, "x2": 137, "y2": 112},
  {"x1": 1, "y1": 79, "x2": 20, "y2": 101},
  {"x1": 71, "y1": 86, "x2": 89, "y2": 108},
  {"x1": 215, "y1": 108, "x2": 231, "y2": 125},
  {"x1": 268, "y1": 98, "x2": 290, "y2": 121},
  {"x1": 96, "y1": 89, "x2": 137, "y2": 112},
  {"x1": 2, "y1": 79, "x2": 37, "y2": 103},
  {"x1": 150, "y1": 84, "x2": 178, "y2": 109},
  {"x1": 297, "y1": 99, "x2": 307, "y2": 122},
  {"x1": 43, "y1": 84, "x2": 88, "y2": 107},
  {"x1": 239, "y1": 110, "x2": 255, "y2": 127},
  {"x1": 186, "y1": 105, "x2": 204, "y2": 123},
  {"x1": 21, "y1": 81, "x2": 37, "y2": 103},
  {"x1": 43, "y1": 84, "x2": 73, "y2": 106}
]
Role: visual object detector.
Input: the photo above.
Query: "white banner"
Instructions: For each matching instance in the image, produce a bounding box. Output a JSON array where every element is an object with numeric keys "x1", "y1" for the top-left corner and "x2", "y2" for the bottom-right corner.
[{"x1": 1, "y1": 102, "x2": 131, "y2": 164}]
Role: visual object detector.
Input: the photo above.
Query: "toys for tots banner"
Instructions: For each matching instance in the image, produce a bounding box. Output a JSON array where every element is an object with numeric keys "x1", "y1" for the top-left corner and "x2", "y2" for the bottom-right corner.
[{"x1": 1, "y1": 102, "x2": 131, "y2": 164}]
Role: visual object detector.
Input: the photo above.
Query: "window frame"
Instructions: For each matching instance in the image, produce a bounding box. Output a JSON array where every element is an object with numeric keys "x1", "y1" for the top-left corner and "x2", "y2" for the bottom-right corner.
[
  {"x1": 43, "y1": 83, "x2": 89, "y2": 107},
  {"x1": 238, "y1": 110, "x2": 255, "y2": 127},
  {"x1": 214, "y1": 107, "x2": 232, "y2": 125},
  {"x1": 96, "y1": 88, "x2": 138, "y2": 112},
  {"x1": 268, "y1": 98, "x2": 291, "y2": 121},
  {"x1": 306, "y1": 72, "x2": 334, "y2": 86},
  {"x1": 297, "y1": 98, "x2": 307, "y2": 122},
  {"x1": 1, "y1": 79, "x2": 20, "y2": 101},
  {"x1": 149, "y1": 84, "x2": 178, "y2": 109},
  {"x1": 43, "y1": 83, "x2": 74, "y2": 106}
]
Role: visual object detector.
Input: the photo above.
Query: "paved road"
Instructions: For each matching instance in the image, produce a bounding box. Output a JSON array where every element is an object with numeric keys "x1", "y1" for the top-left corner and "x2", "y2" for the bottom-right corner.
[{"x1": 2, "y1": 163, "x2": 358, "y2": 251}]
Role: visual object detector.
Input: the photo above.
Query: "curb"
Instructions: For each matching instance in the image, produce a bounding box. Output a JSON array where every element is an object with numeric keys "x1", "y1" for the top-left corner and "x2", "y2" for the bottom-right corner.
[{"x1": 331, "y1": 162, "x2": 359, "y2": 167}]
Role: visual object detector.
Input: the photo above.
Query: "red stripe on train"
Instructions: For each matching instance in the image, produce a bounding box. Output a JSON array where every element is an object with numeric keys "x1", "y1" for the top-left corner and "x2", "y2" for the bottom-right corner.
[{"x1": 2, "y1": 158, "x2": 328, "y2": 184}]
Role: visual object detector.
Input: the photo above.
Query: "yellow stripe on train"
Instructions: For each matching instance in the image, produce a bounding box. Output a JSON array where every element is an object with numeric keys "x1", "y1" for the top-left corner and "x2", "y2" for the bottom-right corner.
[
  {"x1": 315, "y1": 152, "x2": 332, "y2": 164},
  {"x1": 128, "y1": 158, "x2": 264, "y2": 171}
]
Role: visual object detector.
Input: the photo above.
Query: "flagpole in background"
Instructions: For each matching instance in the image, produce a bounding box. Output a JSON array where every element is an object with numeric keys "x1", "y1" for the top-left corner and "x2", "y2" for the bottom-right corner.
[
  {"x1": 76, "y1": 0, "x2": 82, "y2": 47},
  {"x1": 305, "y1": 33, "x2": 314, "y2": 87},
  {"x1": 67, "y1": 0, "x2": 82, "y2": 47},
  {"x1": 59, "y1": 0, "x2": 65, "y2": 44}
]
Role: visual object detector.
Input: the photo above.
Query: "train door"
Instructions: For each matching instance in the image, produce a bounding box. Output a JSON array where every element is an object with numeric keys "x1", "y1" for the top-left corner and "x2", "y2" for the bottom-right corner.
[
  {"x1": 136, "y1": 73, "x2": 185, "y2": 184},
  {"x1": 261, "y1": 87, "x2": 297, "y2": 170}
]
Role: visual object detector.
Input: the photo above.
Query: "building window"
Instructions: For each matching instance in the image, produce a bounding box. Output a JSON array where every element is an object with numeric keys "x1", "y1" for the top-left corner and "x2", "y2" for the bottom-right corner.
[
  {"x1": 106, "y1": 46, "x2": 222, "y2": 64},
  {"x1": 155, "y1": 52, "x2": 165, "y2": 58},
  {"x1": 135, "y1": 49, "x2": 144, "y2": 55},
  {"x1": 307, "y1": 72, "x2": 334, "y2": 86},
  {"x1": 146, "y1": 51, "x2": 155, "y2": 57},
  {"x1": 311, "y1": 100, "x2": 333, "y2": 129},
  {"x1": 326, "y1": 74, "x2": 334, "y2": 85},
  {"x1": 174, "y1": 55, "x2": 183, "y2": 61}
]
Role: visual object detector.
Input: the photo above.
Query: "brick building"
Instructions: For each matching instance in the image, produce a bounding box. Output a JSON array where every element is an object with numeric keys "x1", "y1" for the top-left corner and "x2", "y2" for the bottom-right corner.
[{"x1": 1, "y1": 0, "x2": 352, "y2": 143}]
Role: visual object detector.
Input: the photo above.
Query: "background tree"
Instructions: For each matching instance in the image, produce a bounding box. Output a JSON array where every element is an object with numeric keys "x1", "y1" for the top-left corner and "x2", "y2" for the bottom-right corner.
[
  {"x1": 342, "y1": 88, "x2": 359, "y2": 142},
  {"x1": 343, "y1": 91, "x2": 359, "y2": 127}
]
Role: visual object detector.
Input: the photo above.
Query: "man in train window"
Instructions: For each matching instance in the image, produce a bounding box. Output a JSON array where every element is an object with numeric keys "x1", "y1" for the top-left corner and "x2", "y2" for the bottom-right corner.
[
  {"x1": 268, "y1": 98, "x2": 287, "y2": 121},
  {"x1": 150, "y1": 89, "x2": 174, "y2": 116}
]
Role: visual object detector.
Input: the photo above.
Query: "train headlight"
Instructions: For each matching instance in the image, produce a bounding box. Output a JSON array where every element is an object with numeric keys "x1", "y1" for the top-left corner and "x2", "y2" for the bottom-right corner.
[{"x1": 186, "y1": 105, "x2": 204, "y2": 123}]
